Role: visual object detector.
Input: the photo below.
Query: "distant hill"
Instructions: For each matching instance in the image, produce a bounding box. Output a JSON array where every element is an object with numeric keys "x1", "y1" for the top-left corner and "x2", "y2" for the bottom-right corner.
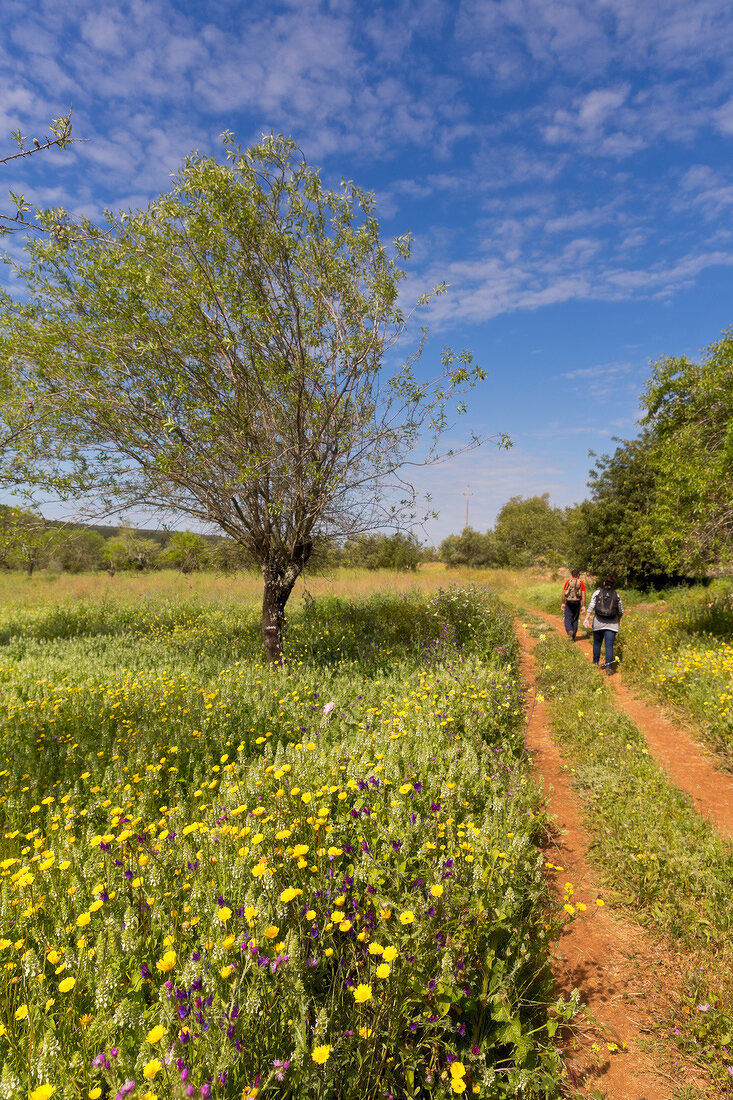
[{"x1": 64, "y1": 521, "x2": 228, "y2": 547}]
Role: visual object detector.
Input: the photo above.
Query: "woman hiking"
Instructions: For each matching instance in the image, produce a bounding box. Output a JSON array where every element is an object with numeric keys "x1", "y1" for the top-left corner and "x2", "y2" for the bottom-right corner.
[{"x1": 584, "y1": 575, "x2": 624, "y2": 674}]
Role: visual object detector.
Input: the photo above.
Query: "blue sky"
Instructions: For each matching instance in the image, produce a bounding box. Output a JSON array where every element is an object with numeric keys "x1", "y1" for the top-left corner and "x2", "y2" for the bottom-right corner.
[{"x1": 2, "y1": 0, "x2": 732, "y2": 545}]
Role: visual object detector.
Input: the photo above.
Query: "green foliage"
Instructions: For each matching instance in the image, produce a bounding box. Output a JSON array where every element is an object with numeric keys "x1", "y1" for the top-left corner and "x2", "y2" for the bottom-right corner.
[
  {"x1": 492, "y1": 495, "x2": 566, "y2": 569},
  {"x1": 640, "y1": 327, "x2": 733, "y2": 573},
  {"x1": 439, "y1": 527, "x2": 501, "y2": 569},
  {"x1": 342, "y1": 532, "x2": 421, "y2": 572},
  {"x1": 566, "y1": 327, "x2": 733, "y2": 582},
  {"x1": 102, "y1": 529, "x2": 161, "y2": 572},
  {"x1": 564, "y1": 439, "x2": 664, "y2": 585},
  {"x1": 0, "y1": 505, "x2": 58, "y2": 575},
  {"x1": 157, "y1": 530, "x2": 211, "y2": 573},
  {"x1": 45, "y1": 528, "x2": 107, "y2": 573}
]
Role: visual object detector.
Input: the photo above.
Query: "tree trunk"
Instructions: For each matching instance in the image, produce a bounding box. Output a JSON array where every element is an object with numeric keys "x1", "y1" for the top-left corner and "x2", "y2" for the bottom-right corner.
[
  {"x1": 262, "y1": 573, "x2": 296, "y2": 665},
  {"x1": 261, "y1": 543, "x2": 313, "y2": 664}
]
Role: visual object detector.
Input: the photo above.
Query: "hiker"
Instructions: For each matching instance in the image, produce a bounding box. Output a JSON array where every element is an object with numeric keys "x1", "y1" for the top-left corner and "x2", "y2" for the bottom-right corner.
[
  {"x1": 561, "y1": 569, "x2": 586, "y2": 640},
  {"x1": 584, "y1": 575, "x2": 624, "y2": 674}
]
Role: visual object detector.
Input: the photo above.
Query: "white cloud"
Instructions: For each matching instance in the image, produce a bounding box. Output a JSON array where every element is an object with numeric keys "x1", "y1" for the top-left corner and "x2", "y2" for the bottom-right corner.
[
  {"x1": 543, "y1": 84, "x2": 648, "y2": 157},
  {"x1": 458, "y1": 0, "x2": 733, "y2": 77},
  {"x1": 715, "y1": 97, "x2": 733, "y2": 135}
]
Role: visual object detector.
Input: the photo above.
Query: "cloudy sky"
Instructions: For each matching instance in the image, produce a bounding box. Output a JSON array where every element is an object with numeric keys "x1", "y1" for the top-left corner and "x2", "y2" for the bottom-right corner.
[{"x1": 2, "y1": 0, "x2": 732, "y2": 544}]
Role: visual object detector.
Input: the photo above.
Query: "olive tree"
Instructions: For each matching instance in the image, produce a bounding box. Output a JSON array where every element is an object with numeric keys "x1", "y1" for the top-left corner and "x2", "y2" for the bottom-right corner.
[{"x1": 1, "y1": 134, "x2": 502, "y2": 662}]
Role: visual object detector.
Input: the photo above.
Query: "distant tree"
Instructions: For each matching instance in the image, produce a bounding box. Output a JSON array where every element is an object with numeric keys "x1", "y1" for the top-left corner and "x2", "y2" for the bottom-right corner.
[
  {"x1": 46, "y1": 526, "x2": 106, "y2": 573},
  {"x1": 102, "y1": 529, "x2": 160, "y2": 572},
  {"x1": 493, "y1": 494, "x2": 566, "y2": 567},
  {"x1": 0, "y1": 134, "x2": 501, "y2": 662},
  {"x1": 158, "y1": 530, "x2": 210, "y2": 573},
  {"x1": 439, "y1": 527, "x2": 500, "y2": 569},
  {"x1": 0, "y1": 506, "x2": 55, "y2": 575},
  {"x1": 344, "y1": 532, "x2": 420, "y2": 571},
  {"x1": 302, "y1": 536, "x2": 344, "y2": 573},
  {"x1": 206, "y1": 538, "x2": 255, "y2": 574}
]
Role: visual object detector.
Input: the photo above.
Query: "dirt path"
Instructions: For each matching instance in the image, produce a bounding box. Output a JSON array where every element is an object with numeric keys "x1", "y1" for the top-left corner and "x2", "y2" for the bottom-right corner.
[
  {"x1": 518, "y1": 626, "x2": 706, "y2": 1100},
  {"x1": 525, "y1": 605, "x2": 733, "y2": 842}
]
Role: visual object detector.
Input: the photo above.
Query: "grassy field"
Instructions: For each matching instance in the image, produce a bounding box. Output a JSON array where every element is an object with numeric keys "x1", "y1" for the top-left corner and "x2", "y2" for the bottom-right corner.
[
  {"x1": 0, "y1": 565, "x2": 463, "y2": 610},
  {"x1": 0, "y1": 571, "x2": 583, "y2": 1100}
]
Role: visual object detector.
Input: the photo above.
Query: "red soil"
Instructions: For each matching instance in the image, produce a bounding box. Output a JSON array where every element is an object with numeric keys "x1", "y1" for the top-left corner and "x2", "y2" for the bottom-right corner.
[
  {"x1": 519, "y1": 628, "x2": 679, "y2": 1098},
  {"x1": 516, "y1": 606, "x2": 733, "y2": 1097}
]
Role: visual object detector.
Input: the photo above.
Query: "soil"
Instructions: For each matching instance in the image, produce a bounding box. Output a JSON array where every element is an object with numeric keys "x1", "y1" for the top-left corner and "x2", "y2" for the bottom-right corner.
[{"x1": 517, "y1": 621, "x2": 717, "y2": 1099}]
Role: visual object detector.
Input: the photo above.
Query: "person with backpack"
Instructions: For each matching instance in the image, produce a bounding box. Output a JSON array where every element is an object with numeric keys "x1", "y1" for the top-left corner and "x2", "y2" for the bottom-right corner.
[
  {"x1": 561, "y1": 569, "x2": 586, "y2": 640},
  {"x1": 583, "y1": 575, "x2": 624, "y2": 674}
]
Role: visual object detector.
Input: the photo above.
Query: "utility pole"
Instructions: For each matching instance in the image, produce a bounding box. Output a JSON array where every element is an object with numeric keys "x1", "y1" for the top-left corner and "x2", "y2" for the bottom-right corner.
[{"x1": 464, "y1": 486, "x2": 474, "y2": 529}]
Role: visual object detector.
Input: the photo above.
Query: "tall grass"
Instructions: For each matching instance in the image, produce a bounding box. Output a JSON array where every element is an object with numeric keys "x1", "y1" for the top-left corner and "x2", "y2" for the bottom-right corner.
[{"x1": 0, "y1": 567, "x2": 471, "y2": 611}]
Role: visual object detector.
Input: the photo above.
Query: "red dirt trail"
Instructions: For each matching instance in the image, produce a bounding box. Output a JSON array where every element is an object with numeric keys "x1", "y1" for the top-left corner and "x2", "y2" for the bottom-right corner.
[
  {"x1": 518, "y1": 627, "x2": 684, "y2": 1100},
  {"x1": 526, "y1": 605, "x2": 733, "y2": 841}
]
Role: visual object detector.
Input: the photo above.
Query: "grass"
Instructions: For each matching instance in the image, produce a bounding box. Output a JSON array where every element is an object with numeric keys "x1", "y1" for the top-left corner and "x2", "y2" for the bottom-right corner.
[
  {"x1": 0, "y1": 581, "x2": 580, "y2": 1100},
  {"x1": 534, "y1": 631, "x2": 733, "y2": 1091},
  {"x1": 0, "y1": 566, "x2": 467, "y2": 612}
]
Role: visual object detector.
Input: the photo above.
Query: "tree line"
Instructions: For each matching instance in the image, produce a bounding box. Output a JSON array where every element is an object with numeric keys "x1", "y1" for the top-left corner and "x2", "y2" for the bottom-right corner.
[{"x1": 0, "y1": 508, "x2": 432, "y2": 576}]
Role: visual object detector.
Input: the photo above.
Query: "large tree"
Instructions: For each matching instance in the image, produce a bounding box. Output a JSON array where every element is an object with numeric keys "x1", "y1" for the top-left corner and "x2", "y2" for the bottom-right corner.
[
  {"x1": 0, "y1": 134, "x2": 501, "y2": 661},
  {"x1": 568, "y1": 328, "x2": 733, "y2": 584},
  {"x1": 566, "y1": 436, "x2": 663, "y2": 585},
  {"x1": 640, "y1": 327, "x2": 733, "y2": 573}
]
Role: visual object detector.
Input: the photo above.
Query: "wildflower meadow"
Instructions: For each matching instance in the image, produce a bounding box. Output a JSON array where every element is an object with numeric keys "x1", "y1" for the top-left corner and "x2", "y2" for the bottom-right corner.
[
  {"x1": 0, "y1": 582, "x2": 576, "y2": 1100},
  {"x1": 622, "y1": 582, "x2": 733, "y2": 766}
]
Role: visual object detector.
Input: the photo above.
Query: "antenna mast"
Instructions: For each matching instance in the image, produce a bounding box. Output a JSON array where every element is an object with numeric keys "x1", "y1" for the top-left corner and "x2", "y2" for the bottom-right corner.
[{"x1": 464, "y1": 486, "x2": 474, "y2": 529}]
